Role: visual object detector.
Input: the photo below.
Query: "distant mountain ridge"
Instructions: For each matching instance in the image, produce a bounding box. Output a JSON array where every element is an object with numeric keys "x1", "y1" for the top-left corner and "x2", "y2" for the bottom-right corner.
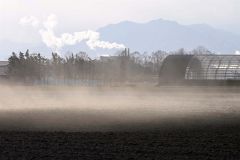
[
  {"x1": 1, "y1": 19, "x2": 240, "y2": 59},
  {"x1": 98, "y1": 19, "x2": 240, "y2": 53},
  {"x1": 0, "y1": 40, "x2": 52, "y2": 60}
]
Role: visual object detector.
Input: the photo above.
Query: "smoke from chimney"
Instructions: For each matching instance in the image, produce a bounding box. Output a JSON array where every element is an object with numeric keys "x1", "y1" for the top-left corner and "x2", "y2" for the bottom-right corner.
[{"x1": 20, "y1": 14, "x2": 126, "y2": 53}]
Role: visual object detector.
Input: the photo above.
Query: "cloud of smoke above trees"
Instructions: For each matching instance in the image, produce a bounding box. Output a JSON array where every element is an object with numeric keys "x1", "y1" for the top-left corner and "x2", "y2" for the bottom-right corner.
[
  {"x1": 20, "y1": 14, "x2": 125, "y2": 53},
  {"x1": 19, "y1": 16, "x2": 40, "y2": 27}
]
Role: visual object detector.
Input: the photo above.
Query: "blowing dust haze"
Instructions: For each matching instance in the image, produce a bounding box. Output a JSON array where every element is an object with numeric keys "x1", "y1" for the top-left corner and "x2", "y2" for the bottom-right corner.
[
  {"x1": 0, "y1": 84, "x2": 239, "y2": 131},
  {"x1": 2, "y1": 1, "x2": 240, "y2": 159}
]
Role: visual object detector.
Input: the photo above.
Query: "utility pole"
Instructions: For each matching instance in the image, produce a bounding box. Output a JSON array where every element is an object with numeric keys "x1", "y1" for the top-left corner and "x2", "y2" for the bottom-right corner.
[{"x1": 120, "y1": 48, "x2": 130, "y2": 83}]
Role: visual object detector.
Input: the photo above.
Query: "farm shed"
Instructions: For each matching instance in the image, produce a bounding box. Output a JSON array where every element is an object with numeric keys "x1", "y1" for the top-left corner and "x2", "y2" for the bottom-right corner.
[
  {"x1": 159, "y1": 55, "x2": 240, "y2": 85},
  {"x1": 0, "y1": 61, "x2": 8, "y2": 78},
  {"x1": 159, "y1": 55, "x2": 193, "y2": 83}
]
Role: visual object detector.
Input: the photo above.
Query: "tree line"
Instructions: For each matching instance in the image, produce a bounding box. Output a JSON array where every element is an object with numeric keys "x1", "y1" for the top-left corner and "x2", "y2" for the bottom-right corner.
[{"x1": 7, "y1": 47, "x2": 213, "y2": 85}]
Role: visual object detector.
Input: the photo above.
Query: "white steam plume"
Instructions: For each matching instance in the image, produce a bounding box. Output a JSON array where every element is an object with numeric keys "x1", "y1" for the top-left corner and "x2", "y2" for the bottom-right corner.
[
  {"x1": 19, "y1": 16, "x2": 40, "y2": 27},
  {"x1": 20, "y1": 14, "x2": 125, "y2": 52},
  {"x1": 235, "y1": 50, "x2": 240, "y2": 55}
]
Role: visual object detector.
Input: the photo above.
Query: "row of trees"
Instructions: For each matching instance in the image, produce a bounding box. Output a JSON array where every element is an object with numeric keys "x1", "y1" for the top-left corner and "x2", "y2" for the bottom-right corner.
[
  {"x1": 8, "y1": 50, "x2": 48, "y2": 81},
  {"x1": 8, "y1": 50, "x2": 95, "y2": 84},
  {"x1": 7, "y1": 47, "x2": 213, "y2": 85}
]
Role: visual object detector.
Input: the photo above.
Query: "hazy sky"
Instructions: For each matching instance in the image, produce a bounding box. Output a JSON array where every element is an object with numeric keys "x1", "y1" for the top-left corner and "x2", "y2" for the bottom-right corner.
[{"x1": 0, "y1": 0, "x2": 240, "y2": 57}]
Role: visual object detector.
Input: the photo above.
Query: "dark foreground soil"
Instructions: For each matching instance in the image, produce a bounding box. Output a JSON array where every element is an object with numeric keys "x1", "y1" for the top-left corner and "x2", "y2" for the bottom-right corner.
[{"x1": 1, "y1": 124, "x2": 240, "y2": 160}]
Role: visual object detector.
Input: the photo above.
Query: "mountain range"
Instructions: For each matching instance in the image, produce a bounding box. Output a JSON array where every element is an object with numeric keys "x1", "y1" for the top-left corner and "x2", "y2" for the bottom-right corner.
[
  {"x1": 98, "y1": 19, "x2": 240, "y2": 54},
  {"x1": 1, "y1": 19, "x2": 240, "y2": 59}
]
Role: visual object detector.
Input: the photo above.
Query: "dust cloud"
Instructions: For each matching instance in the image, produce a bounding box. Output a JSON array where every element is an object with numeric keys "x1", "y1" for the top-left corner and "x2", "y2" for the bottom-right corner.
[{"x1": 0, "y1": 84, "x2": 240, "y2": 131}]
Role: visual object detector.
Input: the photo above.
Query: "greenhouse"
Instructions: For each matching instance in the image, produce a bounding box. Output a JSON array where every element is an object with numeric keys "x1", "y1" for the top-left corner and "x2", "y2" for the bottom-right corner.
[
  {"x1": 185, "y1": 55, "x2": 240, "y2": 80},
  {"x1": 159, "y1": 55, "x2": 240, "y2": 84}
]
